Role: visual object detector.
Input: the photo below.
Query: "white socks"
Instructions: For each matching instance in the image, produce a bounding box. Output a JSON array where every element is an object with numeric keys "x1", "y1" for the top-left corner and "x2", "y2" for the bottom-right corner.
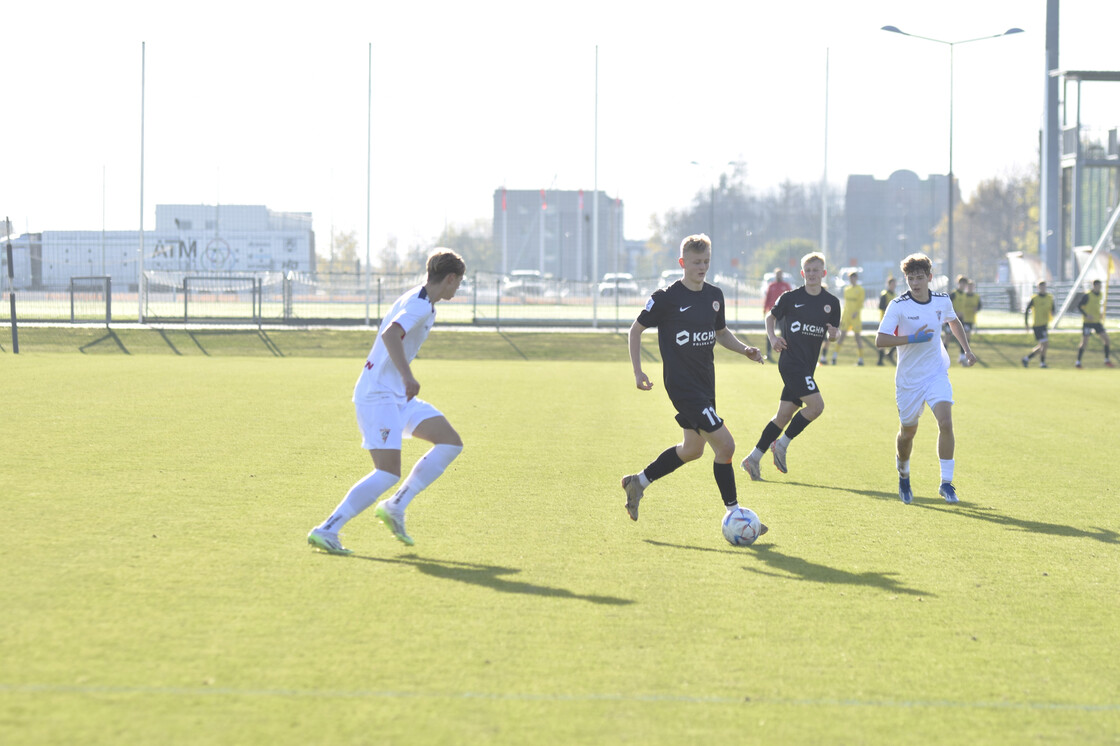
[
  {"x1": 940, "y1": 458, "x2": 955, "y2": 483},
  {"x1": 895, "y1": 457, "x2": 954, "y2": 481},
  {"x1": 386, "y1": 444, "x2": 463, "y2": 510},
  {"x1": 319, "y1": 469, "x2": 400, "y2": 533}
]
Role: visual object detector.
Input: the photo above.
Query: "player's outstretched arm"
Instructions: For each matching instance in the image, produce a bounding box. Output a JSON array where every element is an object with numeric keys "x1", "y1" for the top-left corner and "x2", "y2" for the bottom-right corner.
[{"x1": 628, "y1": 320, "x2": 653, "y2": 390}]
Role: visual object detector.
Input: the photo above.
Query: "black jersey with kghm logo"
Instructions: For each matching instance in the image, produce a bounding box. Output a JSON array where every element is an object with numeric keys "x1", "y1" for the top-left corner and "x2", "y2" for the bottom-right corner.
[
  {"x1": 637, "y1": 280, "x2": 726, "y2": 401},
  {"x1": 771, "y1": 286, "x2": 842, "y2": 372}
]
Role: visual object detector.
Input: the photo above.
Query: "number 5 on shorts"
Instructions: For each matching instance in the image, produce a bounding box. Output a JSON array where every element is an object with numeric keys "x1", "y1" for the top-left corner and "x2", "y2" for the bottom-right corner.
[{"x1": 804, "y1": 375, "x2": 816, "y2": 392}]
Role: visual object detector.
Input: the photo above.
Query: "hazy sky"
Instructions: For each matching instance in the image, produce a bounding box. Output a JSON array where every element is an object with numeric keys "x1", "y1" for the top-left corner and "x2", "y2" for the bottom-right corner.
[{"x1": 3, "y1": 0, "x2": 1118, "y2": 252}]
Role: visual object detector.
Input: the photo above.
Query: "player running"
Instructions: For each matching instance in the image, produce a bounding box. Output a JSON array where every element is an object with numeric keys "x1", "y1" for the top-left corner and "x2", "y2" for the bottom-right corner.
[
  {"x1": 741, "y1": 252, "x2": 840, "y2": 480},
  {"x1": 620, "y1": 233, "x2": 767, "y2": 534},
  {"x1": 1076, "y1": 279, "x2": 1113, "y2": 368},
  {"x1": 876, "y1": 253, "x2": 976, "y2": 505},
  {"x1": 1022, "y1": 280, "x2": 1055, "y2": 368},
  {"x1": 307, "y1": 249, "x2": 466, "y2": 554}
]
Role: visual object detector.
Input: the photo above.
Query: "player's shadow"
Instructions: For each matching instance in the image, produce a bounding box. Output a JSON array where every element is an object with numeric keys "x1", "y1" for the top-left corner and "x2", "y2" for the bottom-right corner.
[
  {"x1": 780, "y1": 479, "x2": 898, "y2": 503},
  {"x1": 918, "y1": 503, "x2": 1120, "y2": 544},
  {"x1": 780, "y1": 480, "x2": 1119, "y2": 544},
  {"x1": 644, "y1": 539, "x2": 931, "y2": 597},
  {"x1": 352, "y1": 553, "x2": 634, "y2": 606}
]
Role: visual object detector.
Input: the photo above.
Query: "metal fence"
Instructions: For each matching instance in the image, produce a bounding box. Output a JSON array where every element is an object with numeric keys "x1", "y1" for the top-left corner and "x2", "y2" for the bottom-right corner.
[{"x1": 4, "y1": 271, "x2": 1119, "y2": 332}]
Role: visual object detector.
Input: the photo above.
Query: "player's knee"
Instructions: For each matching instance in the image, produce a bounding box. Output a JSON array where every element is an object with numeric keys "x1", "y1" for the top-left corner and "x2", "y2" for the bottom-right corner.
[{"x1": 678, "y1": 443, "x2": 704, "y2": 462}]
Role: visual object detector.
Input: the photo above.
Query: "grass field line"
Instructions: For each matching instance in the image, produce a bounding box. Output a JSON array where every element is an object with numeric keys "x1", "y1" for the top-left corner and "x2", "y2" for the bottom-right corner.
[{"x1": 2, "y1": 683, "x2": 1118, "y2": 713}]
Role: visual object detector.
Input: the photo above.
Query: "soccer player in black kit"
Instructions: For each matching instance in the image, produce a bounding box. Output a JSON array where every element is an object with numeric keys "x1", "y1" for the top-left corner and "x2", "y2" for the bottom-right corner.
[
  {"x1": 621, "y1": 234, "x2": 766, "y2": 533},
  {"x1": 742, "y1": 252, "x2": 840, "y2": 480}
]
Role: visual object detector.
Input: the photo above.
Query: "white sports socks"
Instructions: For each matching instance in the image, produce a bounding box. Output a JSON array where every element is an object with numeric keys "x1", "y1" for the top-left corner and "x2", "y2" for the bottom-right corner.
[
  {"x1": 319, "y1": 469, "x2": 400, "y2": 533},
  {"x1": 940, "y1": 458, "x2": 955, "y2": 483},
  {"x1": 386, "y1": 444, "x2": 463, "y2": 510}
]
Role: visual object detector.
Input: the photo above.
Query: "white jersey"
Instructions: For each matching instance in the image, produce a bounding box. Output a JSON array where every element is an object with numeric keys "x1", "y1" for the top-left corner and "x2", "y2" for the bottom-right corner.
[
  {"x1": 878, "y1": 291, "x2": 957, "y2": 389},
  {"x1": 353, "y1": 285, "x2": 436, "y2": 404}
]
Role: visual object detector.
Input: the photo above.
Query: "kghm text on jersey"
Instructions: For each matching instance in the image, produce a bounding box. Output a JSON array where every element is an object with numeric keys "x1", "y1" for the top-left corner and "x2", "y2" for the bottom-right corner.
[{"x1": 676, "y1": 329, "x2": 716, "y2": 346}]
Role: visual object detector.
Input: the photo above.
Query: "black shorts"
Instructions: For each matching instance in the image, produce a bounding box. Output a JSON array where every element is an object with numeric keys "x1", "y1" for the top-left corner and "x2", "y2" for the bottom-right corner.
[
  {"x1": 1033, "y1": 326, "x2": 1049, "y2": 342},
  {"x1": 778, "y1": 365, "x2": 820, "y2": 406},
  {"x1": 670, "y1": 395, "x2": 724, "y2": 433},
  {"x1": 1082, "y1": 322, "x2": 1105, "y2": 336}
]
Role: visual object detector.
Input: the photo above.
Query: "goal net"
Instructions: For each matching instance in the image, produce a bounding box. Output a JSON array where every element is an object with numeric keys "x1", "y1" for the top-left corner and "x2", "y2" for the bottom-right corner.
[{"x1": 69, "y1": 276, "x2": 112, "y2": 324}]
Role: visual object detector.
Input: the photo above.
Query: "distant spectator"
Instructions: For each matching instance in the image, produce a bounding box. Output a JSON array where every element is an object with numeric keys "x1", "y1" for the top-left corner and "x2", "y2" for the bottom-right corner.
[{"x1": 762, "y1": 268, "x2": 792, "y2": 361}]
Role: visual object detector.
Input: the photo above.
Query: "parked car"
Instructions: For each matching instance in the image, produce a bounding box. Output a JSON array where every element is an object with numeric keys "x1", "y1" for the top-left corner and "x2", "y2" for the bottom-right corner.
[
  {"x1": 598, "y1": 272, "x2": 641, "y2": 297},
  {"x1": 503, "y1": 269, "x2": 548, "y2": 297},
  {"x1": 658, "y1": 268, "x2": 682, "y2": 288}
]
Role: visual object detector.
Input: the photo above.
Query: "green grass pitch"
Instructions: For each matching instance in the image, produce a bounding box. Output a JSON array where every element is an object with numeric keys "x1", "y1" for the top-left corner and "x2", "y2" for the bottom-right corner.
[{"x1": 2, "y1": 332, "x2": 1119, "y2": 744}]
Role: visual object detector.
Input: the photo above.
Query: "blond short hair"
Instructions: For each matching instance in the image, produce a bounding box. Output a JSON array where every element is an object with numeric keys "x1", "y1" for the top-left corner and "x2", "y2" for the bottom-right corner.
[
  {"x1": 801, "y1": 252, "x2": 826, "y2": 269},
  {"x1": 680, "y1": 234, "x2": 712, "y2": 256}
]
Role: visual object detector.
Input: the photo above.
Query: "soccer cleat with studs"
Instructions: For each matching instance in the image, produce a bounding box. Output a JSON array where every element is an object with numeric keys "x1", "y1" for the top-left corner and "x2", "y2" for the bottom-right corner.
[
  {"x1": 741, "y1": 454, "x2": 762, "y2": 481},
  {"x1": 373, "y1": 502, "x2": 415, "y2": 545},
  {"x1": 307, "y1": 528, "x2": 352, "y2": 556},
  {"x1": 898, "y1": 475, "x2": 913, "y2": 505},
  {"x1": 939, "y1": 482, "x2": 959, "y2": 504},
  {"x1": 621, "y1": 474, "x2": 645, "y2": 521},
  {"x1": 770, "y1": 440, "x2": 788, "y2": 474}
]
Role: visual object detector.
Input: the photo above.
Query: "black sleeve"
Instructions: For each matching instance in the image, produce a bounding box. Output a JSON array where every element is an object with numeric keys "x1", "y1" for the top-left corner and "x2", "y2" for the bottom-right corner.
[
  {"x1": 636, "y1": 289, "x2": 666, "y2": 327},
  {"x1": 879, "y1": 292, "x2": 888, "y2": 312}
]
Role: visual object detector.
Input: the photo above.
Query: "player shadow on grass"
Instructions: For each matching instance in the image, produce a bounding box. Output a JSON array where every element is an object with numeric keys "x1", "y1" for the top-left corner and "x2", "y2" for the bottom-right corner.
[
  {"x1": 645, "y1": 539, "x2": 931, "y2": 597},
  {"x1": 780, "y1": 480, "x2": 1119, "y2": 544},
  {"x1": 918, "y1": 504, "x2": 1120, "y2": 544},
  {"x1": 352, "y1": 554, "x2": 634, "y2": 606}
]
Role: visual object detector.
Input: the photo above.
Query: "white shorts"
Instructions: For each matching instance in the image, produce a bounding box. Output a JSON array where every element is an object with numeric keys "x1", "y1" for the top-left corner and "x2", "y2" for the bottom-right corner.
[
  {"x1": 895, "y1": 375, "x2": 954, "y2": 427},
  {"x1": 355, "y1": 397, "x2": 443, "y2": 450}
]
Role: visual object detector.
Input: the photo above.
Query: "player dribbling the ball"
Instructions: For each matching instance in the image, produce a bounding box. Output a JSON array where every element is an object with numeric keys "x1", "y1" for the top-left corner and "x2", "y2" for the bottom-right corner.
[{"x1": 620, "y1": 233, "x2": 768, "y2": 540}]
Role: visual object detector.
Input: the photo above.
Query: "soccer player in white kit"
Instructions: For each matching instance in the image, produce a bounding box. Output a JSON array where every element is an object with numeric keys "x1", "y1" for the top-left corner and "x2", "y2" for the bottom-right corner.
[
  {"x1": 876, "y1": 253, "x2": 976, "y2": 505},
  {"x1": 308, "y1": 249, "x2": 466, "y2": 554}
]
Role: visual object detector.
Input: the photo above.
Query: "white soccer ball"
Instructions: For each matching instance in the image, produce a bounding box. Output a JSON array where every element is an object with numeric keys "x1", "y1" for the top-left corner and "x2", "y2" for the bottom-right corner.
[{"x1": 722, "y1": 507, "x2": 763, "y2": 546}]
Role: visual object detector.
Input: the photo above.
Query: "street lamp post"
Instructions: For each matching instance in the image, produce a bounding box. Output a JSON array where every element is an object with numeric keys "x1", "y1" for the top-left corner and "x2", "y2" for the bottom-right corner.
[
  {"x1": 690, "y1": 160, "x2": 736, "y2": 243},
  {"x1": 881, "y1": 25, "x2": 1023, "y2": 281}
]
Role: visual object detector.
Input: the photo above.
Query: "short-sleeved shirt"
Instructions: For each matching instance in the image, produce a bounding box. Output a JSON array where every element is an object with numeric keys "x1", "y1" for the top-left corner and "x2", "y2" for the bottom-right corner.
[
  {"x1": 878, "y1": 291, "x2": 957, "y2": 389},
  {"x1": 637, "y1": 281, "x2": 726, "y2": 402},
  {"x1": 950, "y1": 290, "x2": 981, "y2": 325},
  {"x1": 353, "y1": 285, "x2": 435, "y2": 404},
  {"x1": 763, "y1": 280, "x2": 792, "y2": 313},
  {"x1": 878, "y1": 289, "x2": 896, "y2": 320},
  {"x1": 842, "y1": 284, "x2": 866, "y2": 319},
  {"x1": 1025, "y1": 293, "x2": 1055, "y2": 328},
  {"x1": 1079, "y1": 290, "x2": 1103, "y2": 324},
  {"x1": 771, "y1": 286, "x2": 841, "y2": 377}
]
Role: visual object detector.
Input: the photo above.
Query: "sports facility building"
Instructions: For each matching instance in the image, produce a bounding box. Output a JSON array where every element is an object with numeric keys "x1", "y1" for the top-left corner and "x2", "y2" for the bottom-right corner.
[{"x1": 5, "y1": 204, "x2": 314, "y2": 290}]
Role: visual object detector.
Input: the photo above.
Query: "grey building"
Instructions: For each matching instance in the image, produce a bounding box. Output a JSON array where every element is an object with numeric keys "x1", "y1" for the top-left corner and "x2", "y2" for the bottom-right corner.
[
  {"x1": 492, "y1": 189, "x2": 625, "y2": 281},
  {"x1": 844, "y1": 170, "x2": 952, "y2": 284}
]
